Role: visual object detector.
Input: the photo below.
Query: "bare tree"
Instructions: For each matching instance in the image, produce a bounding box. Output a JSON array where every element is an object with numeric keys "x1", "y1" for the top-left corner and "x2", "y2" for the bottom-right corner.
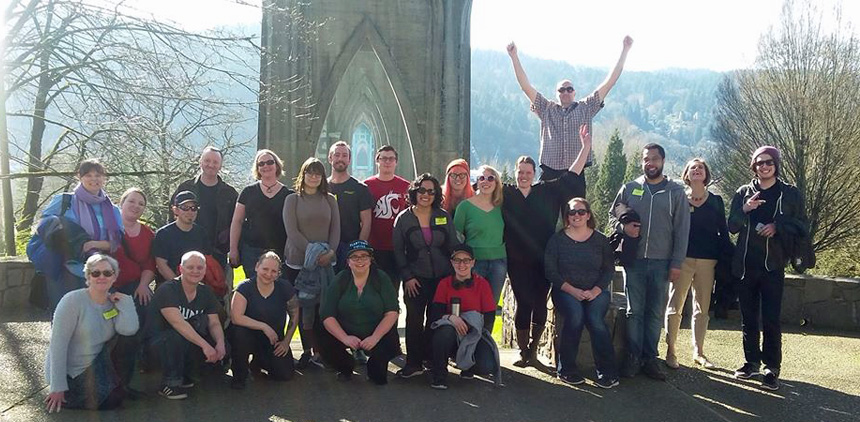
[{"x1": 712, "y1": 0, "x2": 860, "y2": 253}]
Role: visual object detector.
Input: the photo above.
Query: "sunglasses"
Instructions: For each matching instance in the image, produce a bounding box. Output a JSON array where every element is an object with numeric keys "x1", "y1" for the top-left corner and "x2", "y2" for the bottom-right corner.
[
  {"x1": 568, "y1": 209, "x2": 589, "y2": 216},
  {"x1": 754, "y1": 159, "x2": 775, "y2": 168},
  {"x1": 178, "y1": 205, "x2": 199, "y2": 212},
  {"x1": 557, "y1": 86, "x2": 575, "y2": 93},
  {"x1": 448, "y1": 173, "x2": 468, "y2": 181},
  {"x1": 89, "y1": 270, "x2": 115, "y2": 278},
  {"x1": 257, "y1": 159, "x2": 276, "y2": 167},
  {"x1": 452, "y1": 258, "x2": 473, "y2": 265},
  {"x1": 477, "y1": 175, "x2": 496, "y2": 182},
  {"x1": 417, "y1": 187, "x2": 436, "y2": 195}
]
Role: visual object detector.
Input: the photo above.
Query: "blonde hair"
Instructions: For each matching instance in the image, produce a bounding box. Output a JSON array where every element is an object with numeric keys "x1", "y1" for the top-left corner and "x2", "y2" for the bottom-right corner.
[
  {"x1": 681, "y1": 158, "x2": 711, "y2": 186},
  {"x1": 478, "y1": 165, "x2": 503, "y2": 207},
  {"x1": 251, "y1": 149, "x2": 285, "y2": 180}
]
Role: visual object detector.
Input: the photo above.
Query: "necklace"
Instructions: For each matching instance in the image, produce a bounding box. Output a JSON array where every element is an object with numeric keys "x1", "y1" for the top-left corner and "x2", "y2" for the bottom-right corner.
[{"x1": 262, "y1": 181, "x2": 279, "y2": 193}]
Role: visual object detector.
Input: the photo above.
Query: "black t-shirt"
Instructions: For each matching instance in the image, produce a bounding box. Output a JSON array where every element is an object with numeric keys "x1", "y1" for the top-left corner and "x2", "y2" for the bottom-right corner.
[
  {"x1": 151, "y1": 279, "x2": 220, "y2": 332},
  {"x1": 152, "y1": 222, "x2": 212, "y2": 272},
  {"x1": 195, "y1": 181, "x2": 219, "y2": 245},
  {"x1": 329, "y1": 177, "x2": 373, "y2": 244},
  {"x1": 747, "y1": 181, "x2": 781, "y2": 267},
  {"x1": 237, "y1": 182, "x2": 292, "y2": 250},
  {"x1": 235, "y1": 278, "x2": 295, "y2": 337}
]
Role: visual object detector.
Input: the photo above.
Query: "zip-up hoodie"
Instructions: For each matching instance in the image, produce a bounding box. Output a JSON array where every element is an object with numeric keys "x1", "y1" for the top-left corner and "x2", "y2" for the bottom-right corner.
[
  {"x1": 727, "y1": 179, "x2": 808, "y2": 279},
  {"x1": 609, "y1": 175, "x2": 690, "y2": 270},
  {"x1": 392, "y1": 207, "x2": 457, "y2": 281}
]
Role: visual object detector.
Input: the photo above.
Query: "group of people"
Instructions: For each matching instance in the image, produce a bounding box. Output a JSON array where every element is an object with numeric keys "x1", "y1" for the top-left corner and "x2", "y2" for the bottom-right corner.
[{"x1": 33, "y1": 35, "x2": 810, "y2": 413}]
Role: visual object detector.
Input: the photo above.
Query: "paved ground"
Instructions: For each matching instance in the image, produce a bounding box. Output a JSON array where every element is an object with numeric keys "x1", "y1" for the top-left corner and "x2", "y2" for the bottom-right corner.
[{"x1": 1, "y1": 307, "x2": 858, "y2": 422}]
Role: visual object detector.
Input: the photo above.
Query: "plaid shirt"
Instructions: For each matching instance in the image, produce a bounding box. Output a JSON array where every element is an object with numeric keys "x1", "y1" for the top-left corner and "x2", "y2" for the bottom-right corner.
[{"x1": 531, "y1": 90, "x2": 603, "y2": 170}]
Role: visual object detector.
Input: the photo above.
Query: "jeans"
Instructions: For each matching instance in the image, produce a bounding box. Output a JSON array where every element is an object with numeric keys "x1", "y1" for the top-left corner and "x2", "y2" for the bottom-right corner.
[
  {"x1": 404, "y1": 276, "x2": 440, "y2": 367},
  {"x1": 623, "y1": 258, "x2": 671, "y2": 362},
  {"x1": 738, "y1": 268, "x2": 784, "y2": 371},
  {"x1": 240, "y1": 244, "x2": 268, "y2": 280},
  {"x1": 63, "y1": 340, "x2": 128, "y2": 410},
  {"x1": 553, "y1": 289, "x2": 617, "y2": 380},
  {"x1": 507, "y1": 259, "x2": 550, "y2": 330},
  {"x1": 473, "y1": 258, "x2": 508, "y2": 306},
  {"x1": 150, "y1": 319, "x2": 213, "y2": 387},
  {"x1": 431, "y1": 325, "x2": 496, "y2": 382},
  {"x1": 373, "y1": 250, "x2": 401, "y2": 292},
  {"x1": 229, "y1": 325, "x2": 294, "y2": 382},
  {"x1": 318, "y1": 326, "x2": 400, "y2": 384}
]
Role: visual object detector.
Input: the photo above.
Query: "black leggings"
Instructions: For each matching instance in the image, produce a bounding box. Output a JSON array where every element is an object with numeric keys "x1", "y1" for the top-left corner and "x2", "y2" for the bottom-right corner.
[
  {"x1": 318, "y1": 325, "x2": 400, "y2": 384},
  {"x1": 229, "y1": 325, "x2": 295, "y2": 382},
  {"x1": 508, "y1": 259, "x2": 551, "y2": 330}
]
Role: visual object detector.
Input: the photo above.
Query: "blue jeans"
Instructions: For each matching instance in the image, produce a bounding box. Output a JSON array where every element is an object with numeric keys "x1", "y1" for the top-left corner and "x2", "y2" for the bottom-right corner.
[
  {"x1": 473, "y1": 258, "x2": 508, "y2": 305},
  {"x1": 623, "y1": 258, "x2": 671, "y2": 362},
  {"x1": 554, "y1": 289, "x2": 617, "y2": 380},
  {"x1": 240, "y1": 244, "x2": 267, "y2": 280}
]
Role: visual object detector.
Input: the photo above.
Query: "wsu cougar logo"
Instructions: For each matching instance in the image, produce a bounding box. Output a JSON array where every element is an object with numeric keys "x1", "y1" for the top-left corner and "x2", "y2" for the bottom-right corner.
[{"x1": 374, "y1": 192, "x2": 403, "y2": 219}]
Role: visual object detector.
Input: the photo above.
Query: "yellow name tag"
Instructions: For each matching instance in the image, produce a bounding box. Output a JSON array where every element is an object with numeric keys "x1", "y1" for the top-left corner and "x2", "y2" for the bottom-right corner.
[
  {"x1": 103, "y1": 308, "x2": 118, "y2": 320},
  {"x1": 435, "y1": 216, "x2": 447, "y2": 225},
  {"x1": 632, "y1": 188, "x2": 644, "y2": 197}
]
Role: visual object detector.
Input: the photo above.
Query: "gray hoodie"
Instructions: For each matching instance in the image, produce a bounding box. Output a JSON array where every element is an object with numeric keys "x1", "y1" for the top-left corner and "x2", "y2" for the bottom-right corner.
[{"x1": 609, "y1": 175, "x2": 690, "y2": 270}]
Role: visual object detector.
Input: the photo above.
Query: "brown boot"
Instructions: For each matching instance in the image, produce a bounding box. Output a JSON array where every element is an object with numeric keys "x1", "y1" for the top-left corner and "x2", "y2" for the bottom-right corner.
[
  {"x1": 512, "y1": 329, "x2": 531, "y2": 367},
  {"x1": 528, "y1": 325, "x2": 552, "y2": 372}
]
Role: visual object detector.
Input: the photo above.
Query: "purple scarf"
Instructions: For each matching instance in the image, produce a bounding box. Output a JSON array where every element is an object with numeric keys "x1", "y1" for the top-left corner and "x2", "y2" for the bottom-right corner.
[{"x1": 72, "y1": 184, "x2": 122, "y2": 252}]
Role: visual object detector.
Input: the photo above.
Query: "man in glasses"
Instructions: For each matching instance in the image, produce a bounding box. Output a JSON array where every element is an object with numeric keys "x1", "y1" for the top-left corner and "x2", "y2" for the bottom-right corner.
[
  {"x1": 153, "y1": 191, "x2": 212, "y2": 282},
  {"x1": 507, "y1": 36, "x2": 633, "y2": 183},
  {"x1": 728, "y1": 146, "x2": 808, "y2": 391},
  {"x1": 328, "y1": 141, "x2": 374, "y2": 273},
  {"x1": 609, "y1": 143, "x2": 689, "y2": 382},
  {"x1": 364, "y1": 145, "x2": 410, "y2": 290},
  {"x1": 171, "y1": 146, "x2": 238, "y2": 270}
]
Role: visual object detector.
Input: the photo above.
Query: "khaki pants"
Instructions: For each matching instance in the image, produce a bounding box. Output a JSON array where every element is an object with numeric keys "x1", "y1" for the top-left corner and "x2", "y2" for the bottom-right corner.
[{"x1": 665, "y1": 257, "x2": 717, "y2": 357}]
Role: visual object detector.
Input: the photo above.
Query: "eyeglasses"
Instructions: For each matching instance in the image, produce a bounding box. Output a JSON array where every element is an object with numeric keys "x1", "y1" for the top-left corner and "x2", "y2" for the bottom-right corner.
[
  {"x1": 178, "y1": 205, "x2": 199, "y2": 212},
  {"x1": 257, "y1": 159, "x2": 276, "y2": 167},
  {"x1": 448, "y1": 173, "x2": 468, "y2": 181},
  {"x1": 477, "y1": 175, "x2": 496, "y2": 182},
  {"x1": 557, "y1": 86, "x2": 575, "y2": 93},
  {"x1": 452, "y1": 258, "x2": 473, "y2": 265},
  {"x1": 377, "y1": 156, "x2": 397, "y2": 163},
  {"x1": 417, "y1": 187, "x2": 436, "y2": 195},
  {"x1": 568, "y1": 209, "x2": 589, "y2": 216},
  {"x1": 89, "y1": 270, "x2": 115, "y2": 278},
  {"x1": 754, "y1": 159, "x2": 775, "y2": 168},
  {"x1": 349, "y1": 254, "x2": 371, "y2": 262},
  {"x1": 304, "y1": 171, "x2": 323, "y2": 178}
]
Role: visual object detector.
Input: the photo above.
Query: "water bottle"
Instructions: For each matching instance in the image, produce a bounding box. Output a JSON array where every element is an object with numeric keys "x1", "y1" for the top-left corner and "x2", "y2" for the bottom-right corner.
[{"x1": 451, "y1": 297, "x2": 461, "y2": 317}]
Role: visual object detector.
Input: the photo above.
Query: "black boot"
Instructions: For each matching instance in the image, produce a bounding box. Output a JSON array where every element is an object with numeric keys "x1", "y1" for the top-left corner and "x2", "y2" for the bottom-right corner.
[
  {"x1": 512, "y1": 329, "x2": 531, "y2": 367},
  {"x1": 528, "y1": 325, "x2": 552, "y2": 372}
]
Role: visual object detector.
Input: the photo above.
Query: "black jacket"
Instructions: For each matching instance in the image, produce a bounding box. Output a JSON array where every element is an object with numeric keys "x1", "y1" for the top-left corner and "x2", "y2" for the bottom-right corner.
[
  {"x1": 728, "y1": 179, "x2": 809, "y2": 278},
  {"x1": 172, "y1": 175, "x2": 238, "y2": 256},
  {"x1": 392, "y1": 207, "x2": 457, "y2": 282}
]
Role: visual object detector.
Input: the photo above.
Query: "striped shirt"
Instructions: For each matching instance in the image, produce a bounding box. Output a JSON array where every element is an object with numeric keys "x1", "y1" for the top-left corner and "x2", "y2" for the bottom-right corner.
[{"x1": 531, "y1": 90, "x2": 603, "y2": 170}]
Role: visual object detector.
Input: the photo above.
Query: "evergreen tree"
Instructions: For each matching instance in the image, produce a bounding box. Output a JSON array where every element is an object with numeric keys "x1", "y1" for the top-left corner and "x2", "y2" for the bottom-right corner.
[{"x1": 593, "y1": 130, "x2": 627, "y2": 228}]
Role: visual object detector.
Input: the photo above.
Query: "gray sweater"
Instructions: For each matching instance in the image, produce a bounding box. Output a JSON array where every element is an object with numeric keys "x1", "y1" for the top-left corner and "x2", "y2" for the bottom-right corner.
[
  {"x1": 609, "y1": 176, "x2": 690, "y2": 270},
  {"x1": 544, "y1": 230, "x2": 615, "y2": 291},
  {"x1": 283, "y1": 192, "x2": 340, "y2": 268},
  {"x1": 45, "y1": 289, "x2": 138, "y2": 392}
]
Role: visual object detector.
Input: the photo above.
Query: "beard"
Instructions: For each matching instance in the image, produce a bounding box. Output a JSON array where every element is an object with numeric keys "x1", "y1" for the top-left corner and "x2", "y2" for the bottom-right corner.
[
  {"x1": 332, "y1": 161, "x2": 348, "y2": 172},
  {"x1": 644, "y1": 166, "x2": 663, "y2": 180}
]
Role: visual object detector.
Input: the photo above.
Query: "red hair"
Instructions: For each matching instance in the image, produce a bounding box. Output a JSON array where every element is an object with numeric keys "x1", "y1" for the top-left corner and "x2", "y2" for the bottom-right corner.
[{"x1": 441, "y1": 159, "x2": 474, "y2": 214}]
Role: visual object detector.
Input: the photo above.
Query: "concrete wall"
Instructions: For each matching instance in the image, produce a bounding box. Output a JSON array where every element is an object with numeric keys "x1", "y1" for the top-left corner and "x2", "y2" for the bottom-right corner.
[{"x1": 0, "y1": 258, "x2": 36, "y2": 311}]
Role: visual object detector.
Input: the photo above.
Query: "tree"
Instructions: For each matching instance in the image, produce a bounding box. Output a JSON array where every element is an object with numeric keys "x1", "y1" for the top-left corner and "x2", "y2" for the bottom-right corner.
[
  {"x1": 712, "y1": 0, "x2": 860, "y2": 253},
  {"x1": 3, "y1": 0, "x2": 263, "y2": 238},
  {"x1": 593, "y1": 129, "x2": 627, "y2": 229}
]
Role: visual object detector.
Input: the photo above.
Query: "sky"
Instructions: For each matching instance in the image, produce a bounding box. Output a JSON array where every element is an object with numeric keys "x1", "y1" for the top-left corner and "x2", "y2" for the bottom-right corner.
[{"x1": 4, "y1": 0, "x2": 859, "y2": 72}]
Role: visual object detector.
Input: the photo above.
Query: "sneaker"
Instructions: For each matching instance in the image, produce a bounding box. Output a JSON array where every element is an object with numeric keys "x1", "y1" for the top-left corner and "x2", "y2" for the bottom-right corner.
[
  {"x1": 396, "y1": 365, "x2": 425, "y2": 379},
  {"x1": 558, "y1": 373, "x2": 585, "y2": 386},
  {"x1": 459, "y1": 369, "x2": 475, "y2": 380},
  {"x1": 296, "y1": 353, "x2": 312, "y2": 369},
  {"x1": 734, "y1": 363, "x2": 761, "y2": 380},
  {"x1": 430, "y1": 379, "x2": 448, "y2": 390},
  {"x1": 595, "y1": 376, "x2": 620, "y2": 389},
  {"x1": 158, "y1": 385, "x2": 187, "y2": 400},
  {"x1": 309, "y1": 355, "x2": 326, "y2": 370},
  {"x1": 665, "y1": 354, "x2": 680, "y2": 370},
  {"x1": 180, "y1": 378, "x2": 195, "y2": 388},
  {"x1": 336, "y1": 371, "x2": 353, "y2": 382},
  {"x1": 642, "y1": 360, "x2": 667, "y2": 381},
  {"x1": 230, "y1": 378, "x2": 246, "y2": 390},
  {"x1": 761, "y1": 369, "x2": 780, "y2": 391},
  {"x1": 621, "y1": 354, "x2": 640, "y2": 378},
  {"x1": 354, "y1": 349, "x2": 369, "y2": 365}
]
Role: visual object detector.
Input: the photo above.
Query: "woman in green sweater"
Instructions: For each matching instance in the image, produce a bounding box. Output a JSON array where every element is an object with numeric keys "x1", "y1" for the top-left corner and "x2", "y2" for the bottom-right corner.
[{"x1": 454, "y1": 165, "x2": 506, "y2": 311}]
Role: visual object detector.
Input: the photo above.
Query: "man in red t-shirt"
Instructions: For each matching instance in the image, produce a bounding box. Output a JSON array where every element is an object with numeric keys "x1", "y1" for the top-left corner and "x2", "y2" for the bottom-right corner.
[
  {"x1": 428, "y1": 244, "x2": 497, "y2": 390},
  {"x1": 364, "y1": 145, "x2": 410, "y2": 290}
]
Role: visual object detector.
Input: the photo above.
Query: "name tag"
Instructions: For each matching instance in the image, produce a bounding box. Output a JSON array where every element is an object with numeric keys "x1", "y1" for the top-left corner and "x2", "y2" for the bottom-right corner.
[
  {"x1": 690, "y1": 206, "x2": 695, "y2": 213},
  {"x1": 103, "y1": 308, "x2": 118, "y2": 320},
  {"x1": 632, "y1": 188, "x2": 644, "y2": 197},
  {"x1": 434, "y1": 216, "x2": 448, "y2": 225}
]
